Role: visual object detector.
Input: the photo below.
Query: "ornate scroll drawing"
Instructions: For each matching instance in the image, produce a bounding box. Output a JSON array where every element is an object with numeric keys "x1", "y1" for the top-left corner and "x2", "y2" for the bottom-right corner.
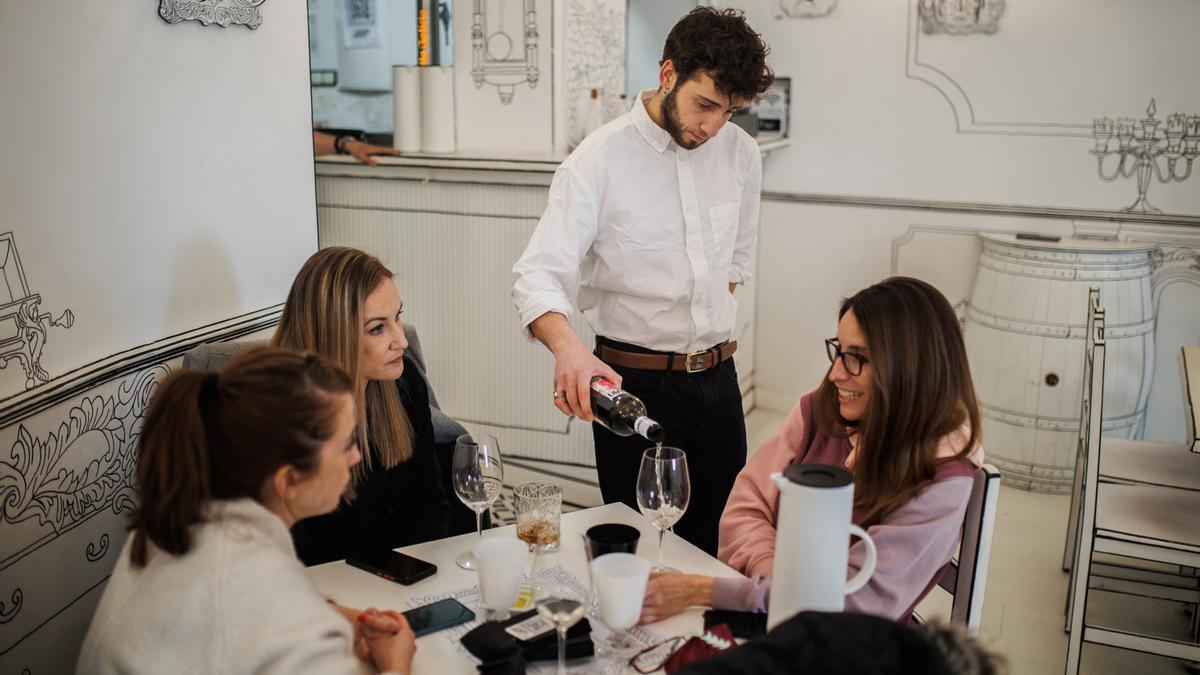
[
  {"x1": 0, "y1": 365, "x2": 168, "y2": 538},
  {"x1": 0, "y1": 588, "x2": 21, "y2": 624},
  {"x1": 85, "y1": 533, "x2": 111, "y2": 563},
  {"x1": 919, "y1": 0, "x2": 1005, "y2": 35},
  {"x1": 775, "y1": 0, "x2": 837, "y2": 19},
  {"x1": 158, "y1": 0, "x2": 266, "y2": 30},
  {"x1": 471, "y1": 0, "x2": 540, "y2": 104},
  {"x1": 0, "y1": 233, "x2": 74, "y2": 391}
]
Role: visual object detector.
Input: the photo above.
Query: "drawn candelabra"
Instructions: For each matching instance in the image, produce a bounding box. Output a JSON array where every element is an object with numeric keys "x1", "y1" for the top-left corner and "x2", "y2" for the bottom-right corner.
[{"x1": 1092, "y1": 99, "x2": 1199, "y2": 214}]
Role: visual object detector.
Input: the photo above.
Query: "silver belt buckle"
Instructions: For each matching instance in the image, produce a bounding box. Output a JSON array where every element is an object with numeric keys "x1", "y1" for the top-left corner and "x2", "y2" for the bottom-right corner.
[{"x1": 684, "y1": 350, "x2": 709, "y2": 373}]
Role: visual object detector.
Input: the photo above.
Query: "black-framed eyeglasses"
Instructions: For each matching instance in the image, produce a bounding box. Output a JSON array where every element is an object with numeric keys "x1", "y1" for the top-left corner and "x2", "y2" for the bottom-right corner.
[{"x1": 825, "y1": 338, "x2": 869, "y2": 376}]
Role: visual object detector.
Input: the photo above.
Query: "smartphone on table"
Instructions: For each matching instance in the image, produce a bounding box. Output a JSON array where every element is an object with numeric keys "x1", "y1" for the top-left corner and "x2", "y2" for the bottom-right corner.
[
  {"x1": 345, "y1": 547, "x2": 437, "y2": 585},
  {"x1": 402, "y1": 597, "x2": 476, "y2": 637}
]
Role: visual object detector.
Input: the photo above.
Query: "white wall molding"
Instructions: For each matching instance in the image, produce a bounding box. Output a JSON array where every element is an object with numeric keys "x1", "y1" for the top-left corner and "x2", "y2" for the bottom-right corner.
[{"x1": 764, "y1": 192, "x2": 1200, "y2": 227}]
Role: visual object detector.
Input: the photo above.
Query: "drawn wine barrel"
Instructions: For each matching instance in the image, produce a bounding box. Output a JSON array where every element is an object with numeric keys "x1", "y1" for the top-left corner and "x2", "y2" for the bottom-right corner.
[{"x1": 963, "y1": 234, "x2": 1156, "y2": 493}]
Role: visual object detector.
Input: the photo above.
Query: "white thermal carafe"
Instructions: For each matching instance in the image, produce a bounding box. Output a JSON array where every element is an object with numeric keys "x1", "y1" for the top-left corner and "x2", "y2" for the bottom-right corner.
[{"x1": 767, "y1": 464, "x2": 877, "y2": 630}]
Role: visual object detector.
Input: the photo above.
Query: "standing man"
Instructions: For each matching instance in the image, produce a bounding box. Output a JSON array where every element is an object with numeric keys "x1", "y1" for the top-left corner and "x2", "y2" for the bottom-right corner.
[{"x1": 511, "y1": 7, "x2": 772, "y2": 556}]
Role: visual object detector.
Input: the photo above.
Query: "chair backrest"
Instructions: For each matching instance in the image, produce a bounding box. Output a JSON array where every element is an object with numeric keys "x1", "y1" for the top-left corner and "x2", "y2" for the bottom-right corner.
[
  {"x1": 936, "y1": 463, "x2": 1002, "y2": 635},
  {"x1": 1064, "y1": 306, "x2": 1106, "y2": 637}
]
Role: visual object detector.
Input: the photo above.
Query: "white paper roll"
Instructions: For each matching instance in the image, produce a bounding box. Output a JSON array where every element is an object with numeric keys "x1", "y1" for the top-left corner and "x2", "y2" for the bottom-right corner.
[
  {"x1": 420, "y1": 66, "x2": 456, "y2": 154},
  {"x1": 392, "y1": 66, "x2": 422, "y2": 152}
]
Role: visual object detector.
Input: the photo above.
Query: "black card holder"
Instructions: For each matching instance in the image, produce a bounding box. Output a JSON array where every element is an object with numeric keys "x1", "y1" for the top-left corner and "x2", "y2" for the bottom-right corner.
[
  {"x1": 461, "y1": 609, "x2": 594, "y2": 667},
  {"x1": 702, "y1": 609, "x2": 767, "y2": 640}
]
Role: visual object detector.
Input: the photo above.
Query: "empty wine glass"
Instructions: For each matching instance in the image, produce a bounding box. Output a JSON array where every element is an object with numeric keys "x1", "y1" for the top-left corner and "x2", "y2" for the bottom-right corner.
[
  {"x1": 536, "y1": 597, "x2": 586, "y2": 675},
  {"x1": 636, "y1": 446, "x2": 690, "y2": 573},
  {"x1": 453, "y1": 433, "x2": 504, "y2": 570}
]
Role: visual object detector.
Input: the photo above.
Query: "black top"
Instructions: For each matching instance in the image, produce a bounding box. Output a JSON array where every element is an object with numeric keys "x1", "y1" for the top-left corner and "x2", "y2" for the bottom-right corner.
[
  {"x1": 292, "y1": 356, "x2": 451, "y2": 565},
  {"x1": 678, "y1": 611, "x2": 955, "y2": 675}
]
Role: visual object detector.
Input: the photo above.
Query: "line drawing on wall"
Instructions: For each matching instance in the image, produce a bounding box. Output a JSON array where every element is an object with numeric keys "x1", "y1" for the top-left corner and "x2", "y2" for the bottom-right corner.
[
  {"x1": 0, "y1": 233, "x2": 74, "y2": 392},
  {"x1": 0, "y1": 364, "x2": 168, "y2": 636},
  {"x1": 775, "y1": 0, "x2": 836, "y2": 19},
  {"x1": 918, "y1": 0, "x2": 1004, "y2": 35},
  {"x1": 905, "y1": 0, "x2": 1090, "y2": 138},
  {"x1": 158, "y1": 0, "x2": 266, "y2": 30},
  {"x1": 471, "y1": 0, "x2": 539, "y2": 104},
  {"x1": 1091, "y1": 99, "x2": 1199, "y2": 214},
  {"x1": 565, "y1": 0, "x2": 624, "y2": 143}
]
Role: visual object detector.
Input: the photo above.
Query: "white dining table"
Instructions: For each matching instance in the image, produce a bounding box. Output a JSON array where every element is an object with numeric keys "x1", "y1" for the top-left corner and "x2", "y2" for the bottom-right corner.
[{"x1": 306, "y1": 502, "x2": 747, "y2": 674}]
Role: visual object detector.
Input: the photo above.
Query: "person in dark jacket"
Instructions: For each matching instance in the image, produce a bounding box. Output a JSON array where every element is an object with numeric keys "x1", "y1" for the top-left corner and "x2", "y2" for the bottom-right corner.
[
  {"x1": 273, "y1": 246, "x2": 451, "y2": 565},
  {"x1": 677, "y1": 612, "x2": 1003, "y2": 675}
]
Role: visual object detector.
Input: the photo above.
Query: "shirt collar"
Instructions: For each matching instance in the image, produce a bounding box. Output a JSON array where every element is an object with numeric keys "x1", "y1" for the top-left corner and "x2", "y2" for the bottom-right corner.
[{"x1": 633, "y1": 89, "x2": 673, "y2": 154}]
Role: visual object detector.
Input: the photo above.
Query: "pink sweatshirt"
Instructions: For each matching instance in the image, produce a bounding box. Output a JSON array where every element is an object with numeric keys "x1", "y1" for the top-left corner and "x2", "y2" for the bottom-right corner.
[{"x1": 714, "y1": 392, "x2": 983, "y2": 621}]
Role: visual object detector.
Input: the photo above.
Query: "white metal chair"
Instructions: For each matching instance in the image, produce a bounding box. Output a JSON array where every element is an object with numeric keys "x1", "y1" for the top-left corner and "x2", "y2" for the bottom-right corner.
[
  {"x1": 939, "y1": 463, "x2": 1002, "y2": 635},
  {"x1": 1064, "y1": 308, "x2": 1200, "y2": 673},
  {"x1": 913, "y1": 463, "x2": 1001, "y2": 635},
  {"x1": 1063, "y1": 292, "x2": 1200, "y2": 573}
]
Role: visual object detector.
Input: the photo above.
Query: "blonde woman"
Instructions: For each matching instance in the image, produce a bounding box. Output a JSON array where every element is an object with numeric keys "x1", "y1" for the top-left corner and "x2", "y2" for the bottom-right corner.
[{"x1": 274, "y1": 247, "x2": 450, "y2": 565}]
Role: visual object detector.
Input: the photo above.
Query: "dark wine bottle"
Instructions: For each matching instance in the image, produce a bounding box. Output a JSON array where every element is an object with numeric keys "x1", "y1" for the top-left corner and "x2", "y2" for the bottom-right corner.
[{"x1": 590, "y1": 377, "x2": 666, "y2": 443}]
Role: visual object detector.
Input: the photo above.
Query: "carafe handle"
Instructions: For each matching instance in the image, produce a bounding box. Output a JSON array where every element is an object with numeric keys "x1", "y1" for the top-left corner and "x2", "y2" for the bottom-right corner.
[{"x1": 844, "y1": 524, "x2": 876, "y2": 594}]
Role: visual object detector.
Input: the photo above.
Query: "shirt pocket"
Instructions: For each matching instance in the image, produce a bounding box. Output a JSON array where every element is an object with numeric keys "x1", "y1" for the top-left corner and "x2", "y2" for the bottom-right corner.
[{"x1": 708, "y1": 200, "x2": 741, "y2": 266}]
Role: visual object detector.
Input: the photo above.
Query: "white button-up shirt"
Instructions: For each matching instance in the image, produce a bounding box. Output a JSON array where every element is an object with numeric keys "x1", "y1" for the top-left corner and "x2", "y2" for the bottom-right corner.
[{"x1": 512, "y1": 90, "x2": 762, "y2": 353}]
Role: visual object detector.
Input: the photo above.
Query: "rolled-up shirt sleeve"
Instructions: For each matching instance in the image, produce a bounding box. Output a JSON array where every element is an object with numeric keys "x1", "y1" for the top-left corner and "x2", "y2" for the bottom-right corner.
[
  {"x1": 511, "y1": 166, "x2": 599, "y2": 341},
  {"x1": 728, "y1": 142, "x2": 761, "y2": 285}
]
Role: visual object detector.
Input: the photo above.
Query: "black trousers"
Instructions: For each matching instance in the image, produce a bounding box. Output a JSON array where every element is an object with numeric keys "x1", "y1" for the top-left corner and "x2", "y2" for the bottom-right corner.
[{"x1": 592, "y1": 338, "x2": 747, "y2": 557}]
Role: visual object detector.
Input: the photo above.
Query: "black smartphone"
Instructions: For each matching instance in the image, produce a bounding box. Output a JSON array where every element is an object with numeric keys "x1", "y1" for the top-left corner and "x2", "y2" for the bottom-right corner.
[
  {"x1": 402, "y1": 597, "x2": 476, "y2": 638},
  {"x1": 345, "y1": 548, "x2": 437, "y2": 585},
  {"x1": 703, "y1": 609, "x2": 767, "y2": 640}
]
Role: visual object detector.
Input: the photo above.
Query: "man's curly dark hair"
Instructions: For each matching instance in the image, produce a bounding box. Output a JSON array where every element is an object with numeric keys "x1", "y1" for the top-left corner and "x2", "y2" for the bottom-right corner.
[{"x1": 660, "y1": 6, "x2": 773, "y2": 102}]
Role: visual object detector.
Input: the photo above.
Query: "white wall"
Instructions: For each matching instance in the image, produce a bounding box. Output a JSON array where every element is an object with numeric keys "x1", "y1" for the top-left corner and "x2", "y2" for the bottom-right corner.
[
  {"x1": 717, "y1": 1, "x2": 1200, "y2": 446},
  {"x1": 0, "y1": 3, "x2": 317, "y2": 671},
  {"x1": 731, "y1": 0, "x2": 1200, "y2": 215}
]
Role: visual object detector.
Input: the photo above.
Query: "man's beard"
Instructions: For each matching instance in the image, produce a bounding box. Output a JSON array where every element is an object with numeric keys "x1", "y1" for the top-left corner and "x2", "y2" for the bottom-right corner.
[{"x1": 661, "y1": 87, "x2": 704, "y2": 150}]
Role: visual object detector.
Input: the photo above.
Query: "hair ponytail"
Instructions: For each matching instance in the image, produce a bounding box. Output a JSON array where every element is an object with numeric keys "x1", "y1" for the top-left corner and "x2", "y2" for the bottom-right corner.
[
  {"x1": 129, "y1": 371, "x2": 213, "y2": 567},
  {"x1": 127, "y1": 348, "x2": 353, "y2": 568}
]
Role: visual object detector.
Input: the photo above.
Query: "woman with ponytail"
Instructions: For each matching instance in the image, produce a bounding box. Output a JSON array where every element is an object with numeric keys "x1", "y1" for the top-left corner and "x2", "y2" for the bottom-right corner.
[
  {"x1": 274, "y1": 246, "x2": 450, "y2": 565},
  {"x1": 639, "y1": 277, "x2": 984, "y2": 624},
  {"x1": 77, "y1": 348, "x2": 417, "y2": 675}
]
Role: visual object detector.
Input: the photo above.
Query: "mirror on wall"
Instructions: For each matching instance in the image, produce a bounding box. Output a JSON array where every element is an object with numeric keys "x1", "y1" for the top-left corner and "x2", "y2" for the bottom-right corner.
[{"x1": 309, "y1": 0, "x2": 452, "y2": 135}]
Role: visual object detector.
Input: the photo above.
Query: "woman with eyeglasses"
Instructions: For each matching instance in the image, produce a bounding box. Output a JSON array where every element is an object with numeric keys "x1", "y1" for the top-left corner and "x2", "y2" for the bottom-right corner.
[{"x1": 639, "y1": 277, "x2": 984, "y2": 623}]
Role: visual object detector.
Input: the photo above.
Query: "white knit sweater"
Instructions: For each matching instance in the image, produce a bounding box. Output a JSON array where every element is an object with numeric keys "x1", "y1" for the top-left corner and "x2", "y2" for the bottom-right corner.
[{"x1": 77, "y1": 499, "x2": 372, "y2": 675}]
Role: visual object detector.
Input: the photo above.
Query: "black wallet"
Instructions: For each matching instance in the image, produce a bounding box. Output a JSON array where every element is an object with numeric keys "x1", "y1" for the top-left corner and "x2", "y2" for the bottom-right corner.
[
  {"x1": 703, "y1": 609, "x2": 767, "y2": 639},
  {"x1": 461, "y1": 609, "x2": 594, "y2": 673}
]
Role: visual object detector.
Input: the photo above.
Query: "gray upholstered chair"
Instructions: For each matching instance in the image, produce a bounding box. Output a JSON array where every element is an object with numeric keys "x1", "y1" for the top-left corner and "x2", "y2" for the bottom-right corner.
[{"x1": 183, "y1": 324, "x2": 483, "y2": 535}]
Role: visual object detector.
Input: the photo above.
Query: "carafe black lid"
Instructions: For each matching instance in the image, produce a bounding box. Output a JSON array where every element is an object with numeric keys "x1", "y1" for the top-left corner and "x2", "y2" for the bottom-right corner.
[{"x1": 782, "y1": 463, "x2": 853, "y2": 488}]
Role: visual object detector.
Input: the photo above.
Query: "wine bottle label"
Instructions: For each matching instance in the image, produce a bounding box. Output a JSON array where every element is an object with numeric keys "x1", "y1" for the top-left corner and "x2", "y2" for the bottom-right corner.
[
  {"x1": 591, "y1": 377, "x2": 622, "y2": 403},
  {"x1": 634, "y1": 416, "x2": 656, "y2": 439}
]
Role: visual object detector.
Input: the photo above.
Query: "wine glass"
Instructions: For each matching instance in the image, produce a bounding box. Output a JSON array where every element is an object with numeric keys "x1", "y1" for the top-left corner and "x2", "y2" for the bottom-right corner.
[
  {"x1": 536, "y1": 597, "x2": 586, "y2": 675},
  {"x1": 453, "y1": 433, "x2": 504, "y2": 570},
  {"x1": 635, "y1": 446, "x2": 690, "y2": 573}
]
